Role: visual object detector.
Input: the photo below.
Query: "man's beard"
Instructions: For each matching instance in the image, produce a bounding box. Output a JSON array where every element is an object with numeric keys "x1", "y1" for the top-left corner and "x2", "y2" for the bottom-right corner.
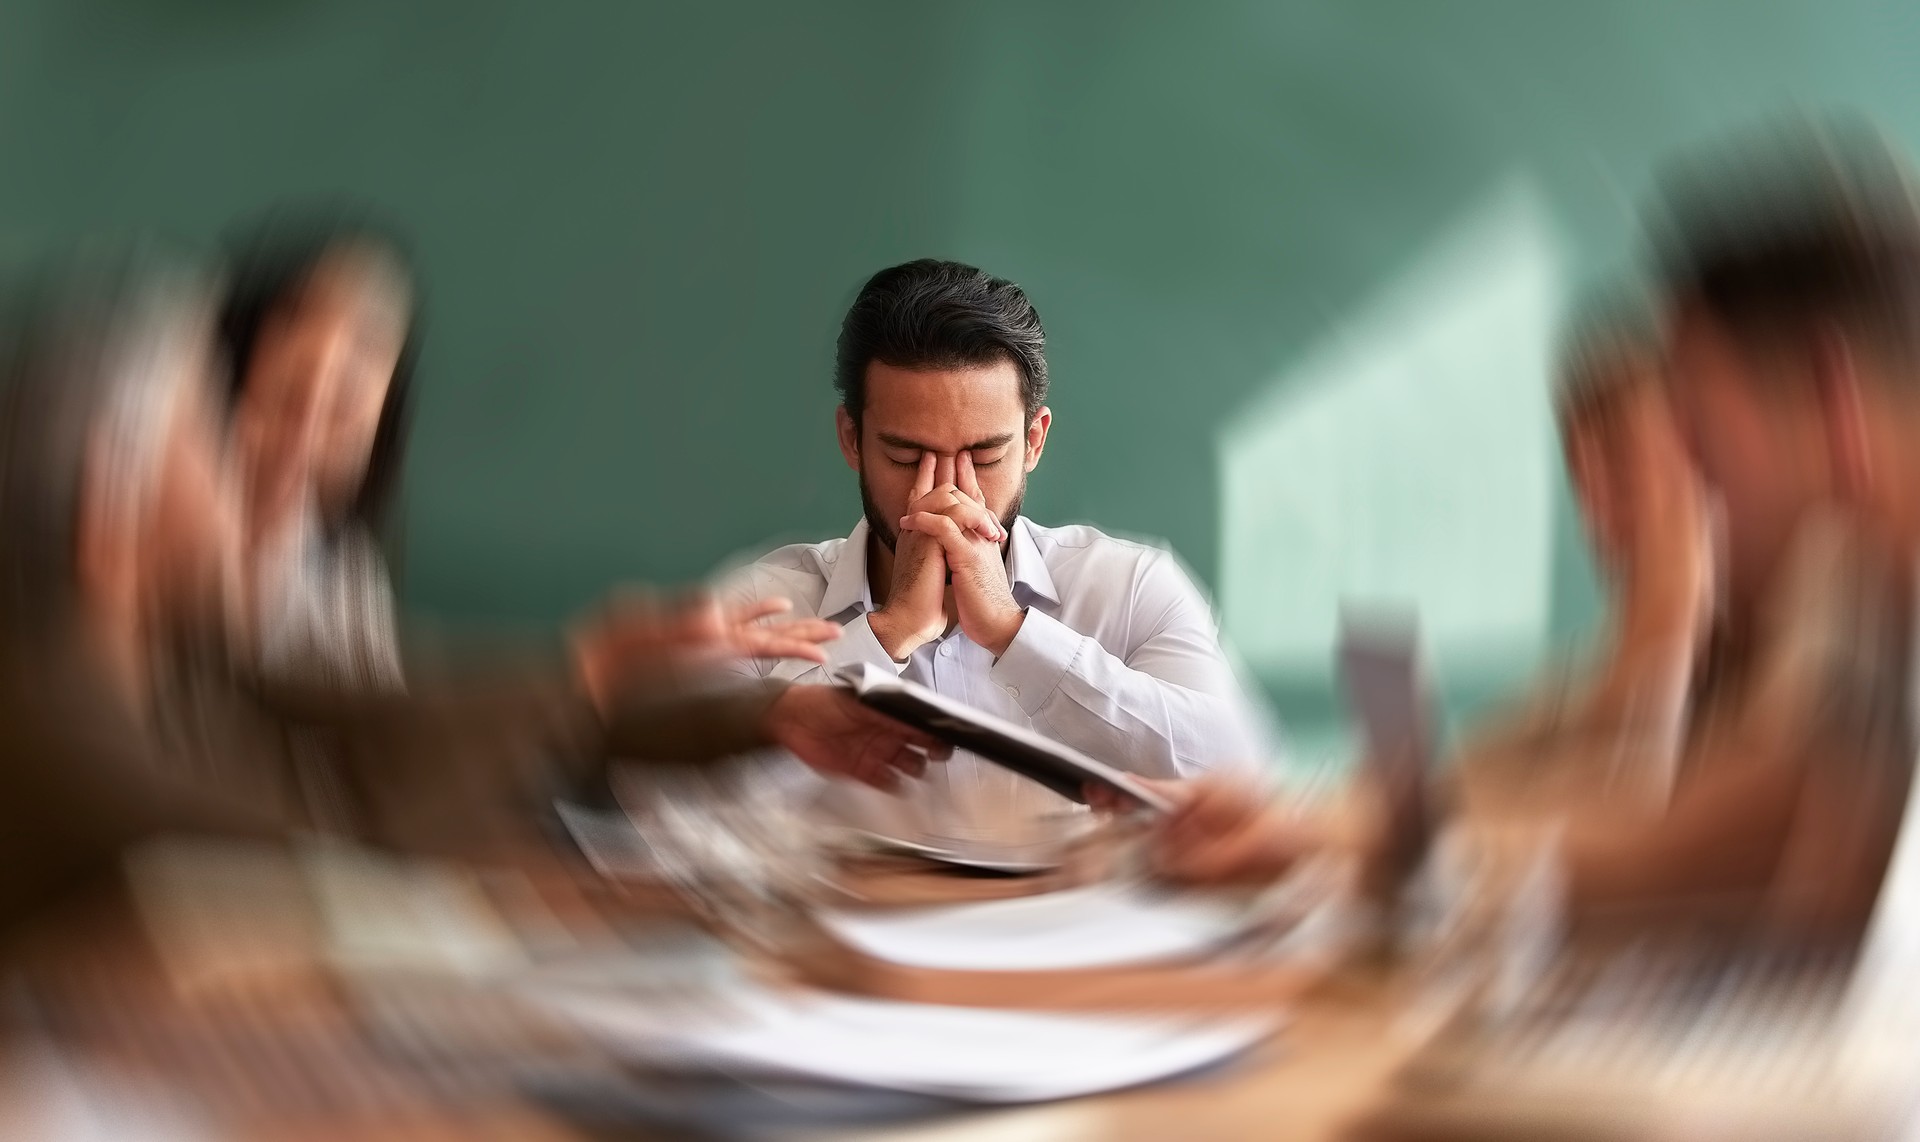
[{"x1": 859, "y1": 462, "x2": 1024, "y2": 553}]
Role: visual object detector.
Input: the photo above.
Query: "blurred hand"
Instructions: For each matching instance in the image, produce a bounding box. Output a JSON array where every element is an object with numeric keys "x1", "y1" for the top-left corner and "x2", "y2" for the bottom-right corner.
[
  {"x1": 573, "y1": 592, "x2": 841, "y2": 714},
  {"x1": 1097, "y1": 776, "x2": 1325, "y2": 886},
  {"x1": 897, "y1": 452, "x2": 1024, "y2": 655},
  {"x1": 762, "y1": 684, "x2": 952, "y2": 791},
  {"x1": 870, "y1": 452, "x2": 961, "y2": 660},
  {"x1": 1619, "y1": 383, "x2": 1714, "y2": 640}
]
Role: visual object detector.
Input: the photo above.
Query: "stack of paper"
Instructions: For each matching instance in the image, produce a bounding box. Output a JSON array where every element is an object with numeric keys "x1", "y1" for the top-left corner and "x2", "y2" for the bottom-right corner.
[
  {"x1": 533, "y1": 980, "x2": 1277, "y2": 1103},
  {"x1": 525, "y1": 884, "x2": 1285, "y2": 1105},
  {"x1": 818, "y1": 883, "x2": 1250, "y2": 971}
]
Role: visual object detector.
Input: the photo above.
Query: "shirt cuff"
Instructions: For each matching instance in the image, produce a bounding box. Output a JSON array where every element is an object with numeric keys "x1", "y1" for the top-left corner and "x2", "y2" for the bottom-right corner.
[
  {"x1": 989, "y1": 608, "x2": 1086, "y2": 717},
  {"x1": 823, "y1": 613, "x2": 910, "y2": 676}
]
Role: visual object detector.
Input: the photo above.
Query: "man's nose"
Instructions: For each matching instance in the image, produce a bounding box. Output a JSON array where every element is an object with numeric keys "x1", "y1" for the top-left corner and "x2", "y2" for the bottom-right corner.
[{"x1": 933, "y1": 452, "x2": 958, "y2": 488}]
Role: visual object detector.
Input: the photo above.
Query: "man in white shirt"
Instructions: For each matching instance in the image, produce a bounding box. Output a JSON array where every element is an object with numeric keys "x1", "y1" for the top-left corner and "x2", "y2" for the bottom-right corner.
[{"x1": 717, "y1": 259, "x2": 1269, "y2": 859}]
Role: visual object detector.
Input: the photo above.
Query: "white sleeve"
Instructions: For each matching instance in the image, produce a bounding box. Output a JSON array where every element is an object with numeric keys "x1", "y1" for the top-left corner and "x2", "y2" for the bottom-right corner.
[
  {"x1": 820, "y1": 613, "x2": 909, "y2": 677},
  {"x1": 712, "y1": 563, "x2": 905, "y2": 683},
  {"x1": 986, "y1": 550, "x2": 1266, "y2": 778}
]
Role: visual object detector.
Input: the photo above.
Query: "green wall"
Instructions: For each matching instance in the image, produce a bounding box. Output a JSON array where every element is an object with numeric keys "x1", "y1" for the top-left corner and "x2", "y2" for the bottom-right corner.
[{"x1": 4, "y1": 0, "x2": 1918, "y2": 735}]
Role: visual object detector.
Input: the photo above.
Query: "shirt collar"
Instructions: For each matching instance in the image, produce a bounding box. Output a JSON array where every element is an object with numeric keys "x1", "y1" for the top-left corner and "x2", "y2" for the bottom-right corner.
[
  {"x1": 1006, "y1": 516, "x2": 1061, "y2": 608},
  {"x1": 820, "y1": 515, "x2": 1060, "y2": 619},
  {"x1": 819, "y1": 518, "x2": 878, "y2": 621}
]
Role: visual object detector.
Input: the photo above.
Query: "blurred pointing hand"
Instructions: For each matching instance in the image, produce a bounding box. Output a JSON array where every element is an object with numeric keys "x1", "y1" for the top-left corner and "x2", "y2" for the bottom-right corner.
[{"x1": 573, "y1": 591, "x2": 842, "y2": 714}]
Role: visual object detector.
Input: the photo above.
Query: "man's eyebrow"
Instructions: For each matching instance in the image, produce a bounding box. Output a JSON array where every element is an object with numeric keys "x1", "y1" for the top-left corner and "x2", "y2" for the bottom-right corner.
[{"x1": 873, "y1": 432, "x2": 1017, "y2": 453}]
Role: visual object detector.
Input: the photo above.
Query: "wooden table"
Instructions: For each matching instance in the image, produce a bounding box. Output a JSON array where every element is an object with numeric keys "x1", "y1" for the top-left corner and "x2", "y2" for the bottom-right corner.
[
  {"x1": 0, "y1": 843, "x2": 1425, "y2": 1141},
  {"x1": 816, "y1": 976, "x2": 1422, "y2": 1142}
]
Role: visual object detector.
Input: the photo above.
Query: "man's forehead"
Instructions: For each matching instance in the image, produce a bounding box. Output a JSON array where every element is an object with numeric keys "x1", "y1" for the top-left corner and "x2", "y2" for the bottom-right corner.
[{"x1": 861, "y1": 359, "x2": 1026, "y2": 441}]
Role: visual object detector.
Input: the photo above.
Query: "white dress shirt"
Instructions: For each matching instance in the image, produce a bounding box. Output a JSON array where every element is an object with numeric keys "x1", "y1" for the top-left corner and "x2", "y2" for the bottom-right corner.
[{"x1": 714, "y1": 517, "x2": 1271, "y2": 860}]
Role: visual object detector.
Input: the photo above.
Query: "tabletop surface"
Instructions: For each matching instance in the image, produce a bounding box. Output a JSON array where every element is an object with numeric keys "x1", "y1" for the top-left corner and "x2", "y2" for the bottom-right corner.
[{"x1": 0, "y1": 843, "x2": 1426, "y2": 1142}]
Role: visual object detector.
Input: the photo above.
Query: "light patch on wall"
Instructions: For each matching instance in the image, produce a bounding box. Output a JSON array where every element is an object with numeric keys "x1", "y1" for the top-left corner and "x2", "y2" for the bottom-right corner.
[{"x1": 1219, "y1": 178, "x2": 1564, "y2": 691}]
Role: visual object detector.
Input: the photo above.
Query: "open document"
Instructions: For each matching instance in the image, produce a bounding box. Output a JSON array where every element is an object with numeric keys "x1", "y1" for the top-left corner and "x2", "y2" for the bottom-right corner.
[{"x1": 835, "y1": 663, "x2": 1172, "y2": 813}]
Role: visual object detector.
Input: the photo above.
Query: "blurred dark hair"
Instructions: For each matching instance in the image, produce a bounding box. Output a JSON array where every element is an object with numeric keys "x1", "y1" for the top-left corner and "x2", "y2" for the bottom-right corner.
[
  {"x1": 1651, "y1": 117, "x2": 1920, "y2": 363},
  {"x1": 834, "y1": 259, "x2": 1047, "y2": 427},
  {"x1": 216, "y1": 209, "x2": 419, "y2": 539}
]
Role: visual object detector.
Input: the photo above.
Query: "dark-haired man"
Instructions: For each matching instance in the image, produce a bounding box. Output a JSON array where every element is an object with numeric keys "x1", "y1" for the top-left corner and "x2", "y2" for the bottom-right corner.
[{"x1": 718, "y1": 259, "x2": 1268, "y2": 859}]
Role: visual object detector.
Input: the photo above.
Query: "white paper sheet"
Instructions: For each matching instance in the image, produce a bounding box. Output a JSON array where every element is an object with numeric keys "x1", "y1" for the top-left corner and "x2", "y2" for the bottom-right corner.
[
  {"x1": 819, "y1": 883, "x2": 1250, "y2": 972},
  {"x1": 296, "y1": 838, "x2": 529, "y2": 979},
  {"x1": 534, "y1": 980, "x2": 1276, "y2": 1102}
]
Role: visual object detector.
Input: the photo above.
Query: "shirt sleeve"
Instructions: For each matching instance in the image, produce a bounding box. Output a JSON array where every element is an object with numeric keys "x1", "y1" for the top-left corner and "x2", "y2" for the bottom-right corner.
[
  {"x1": 987, "y1": 549, "x2": 1267, "y2": 778},
  {"x1": 712, "y1": 564, "x2": 906, "y2": 680},
  {"x1": 821, "y1": 613, "x2": 910, "y2": 676}
]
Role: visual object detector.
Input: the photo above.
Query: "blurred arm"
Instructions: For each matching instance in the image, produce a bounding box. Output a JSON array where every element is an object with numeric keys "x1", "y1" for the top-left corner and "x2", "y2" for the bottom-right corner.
[{"x1": 249, "y1": 628, "x2": 796, "y2": 854}]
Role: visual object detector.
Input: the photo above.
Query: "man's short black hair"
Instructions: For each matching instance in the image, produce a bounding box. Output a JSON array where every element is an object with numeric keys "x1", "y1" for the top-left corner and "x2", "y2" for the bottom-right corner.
[
  {"x1": 1651, "y1": 118, "x2": 1920, "y2": 362},
  {"x1": 834, "y1": 258, "x2": 1047, "y2": 426}
]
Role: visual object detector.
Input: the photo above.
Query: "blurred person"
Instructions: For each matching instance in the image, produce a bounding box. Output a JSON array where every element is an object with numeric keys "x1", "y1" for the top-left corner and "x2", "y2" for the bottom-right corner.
[
  {"x1": 0, "y1": 255, "x2": 946, "y2": 929},
  {"x1": 715, "y1": 258, "x2": 1268, "y2": 855},
  {"x1": 206, "y1": 213, "x2": 947, "y2": 846},
  {"x1": 1453, "y1": 308, "x2": 1714, "y2": 814},
  {"x1": 209, "y1": 216, "x2": 858, "y2": 708},
  {"x1": 1133, "y1": 122, "x2": 1920, "y2": 940},
  {"x1": 0, "y1": 256, "x2": 293, "y2": 923},
  {"x1": 215, "y1": 215, "x2": 417, "y2": 690},
  {"x1": 1579, "y1": 119, "x2": 1920, "y2": 929}
]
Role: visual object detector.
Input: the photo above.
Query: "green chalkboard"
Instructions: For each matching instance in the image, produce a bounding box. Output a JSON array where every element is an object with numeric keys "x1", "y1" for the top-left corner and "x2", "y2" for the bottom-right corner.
[{"x1": 3, "y1": 0, "x2": 1914, "y2": 743}]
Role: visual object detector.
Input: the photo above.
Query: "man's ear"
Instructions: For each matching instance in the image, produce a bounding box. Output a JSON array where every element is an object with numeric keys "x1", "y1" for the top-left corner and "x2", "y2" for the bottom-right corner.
[
  {"x1": 1023, "y1": 406, "x2": 1052, "y2": 473},
  {"x1": 1813, "y1": 325, "x2": 1874, "y2": 501},
  {"x1": 835, "y1": 407, "x2": 861, "y2": 472}
]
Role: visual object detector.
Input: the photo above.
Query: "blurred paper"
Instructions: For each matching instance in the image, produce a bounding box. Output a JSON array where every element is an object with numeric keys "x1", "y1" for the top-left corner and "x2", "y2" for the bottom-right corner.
[
  {"x1": 0, "y1": 1041, "x2": 219, "y2": 1142},
  {"x1": 296, "y1": 838, "x2": 528, "y2": 979},
  {"x1": 535, "y1": 979, "x2": 1276, "y2": 1102},
  {"x1": 125, "y1": 836, "x2": 321, "y2": 994},
  {"x1": 820, "y1": 883, "x2": 1248, "y2": 971}
]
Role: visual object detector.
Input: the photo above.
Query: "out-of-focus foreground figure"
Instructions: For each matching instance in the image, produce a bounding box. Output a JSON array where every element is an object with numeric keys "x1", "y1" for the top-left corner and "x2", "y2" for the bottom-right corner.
[
  {"x1": 1455, "y1": 306, "x2": 1711, "y2": 815},
  {"x1": 217, "y1": 214, "x2": 416, "y2": 692},
  {"x1": 1131, "y1": 120, "x2": 1920, "y2": 1138},
  {"x1": 1149, "y1": 120, "x2": 1920, "y2": 936},
  {"x1": 0, "y1": 257, "x2": 263, "y2": 924},
  {"x1": 0, "y1": 247, "x2": 948, "y2": 928}
]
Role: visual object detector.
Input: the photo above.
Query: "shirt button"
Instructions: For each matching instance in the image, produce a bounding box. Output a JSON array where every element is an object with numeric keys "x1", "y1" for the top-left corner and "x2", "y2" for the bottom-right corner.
[
  {"x1": 1004, "y1": 685, "x2": 1020, "y2": 698},
  {"x1": 940, "y1": 642, "x2": 954, "y2": 657}
]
